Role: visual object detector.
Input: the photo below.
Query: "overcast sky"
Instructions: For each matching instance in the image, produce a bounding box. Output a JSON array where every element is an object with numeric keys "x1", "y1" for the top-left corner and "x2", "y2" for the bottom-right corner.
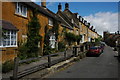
[{"x1": 32, "y1": 1, "x2": 118, "y2": 36}]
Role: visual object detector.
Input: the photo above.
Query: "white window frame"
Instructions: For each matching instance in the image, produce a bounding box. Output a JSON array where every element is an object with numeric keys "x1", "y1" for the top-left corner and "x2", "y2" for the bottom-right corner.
[
  {"x1": 68, "y1": 30, "x2": 73, "y2": 33},
  {"x1": 76, "y1": 30, "x2": 79, "y2": 35},
  {"x1": 48, "y1": 18, "x2": 53, "y2": 26},
  {"x1": 80, "y1": 34, "x2": 84, "y2": 43},
  {"x1": 77, "y1": 14, "x2": 79, "y2": 19},
  {"x1": 49, "y1": 35, "x2": 56, "y2": 48},
  {"x1": 0, "y1": 30, "x2": 17, "y2": 48},
  {"x1": 15, "y1": 2, "x2": 27, "y2": 17},
  {"x1": 71, "y1": 19, "x2": 74, "y2": 23}
]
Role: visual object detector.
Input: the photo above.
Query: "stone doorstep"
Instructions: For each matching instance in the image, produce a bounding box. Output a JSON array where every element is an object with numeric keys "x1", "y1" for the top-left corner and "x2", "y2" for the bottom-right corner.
[{"x1": 20, "y1": 56, "x2": 81, "y2": 79}]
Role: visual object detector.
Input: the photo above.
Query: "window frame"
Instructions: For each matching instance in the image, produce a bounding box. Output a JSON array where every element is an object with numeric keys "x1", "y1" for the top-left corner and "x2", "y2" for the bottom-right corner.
[
  {"x1": 77, "y1": 14, "x2": 79, "y2": 19},
  {"x1": 15, "y1": 2, "x2": 27, "y2": 17},
  {"x1": 49, "y1": 34, "x2": 56, "y2": 48},
  {"x1": 48, "y1": 18, "x2": 53, "y2": 26},
  {"x1": 0, "y1": 30, "x2": 17, "y2": 48}
]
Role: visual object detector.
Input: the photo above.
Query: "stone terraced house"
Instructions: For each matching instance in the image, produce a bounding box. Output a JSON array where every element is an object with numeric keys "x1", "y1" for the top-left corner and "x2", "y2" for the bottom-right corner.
[{"x1": 0, "y1": 1, "x2": 100, "y2": 63}]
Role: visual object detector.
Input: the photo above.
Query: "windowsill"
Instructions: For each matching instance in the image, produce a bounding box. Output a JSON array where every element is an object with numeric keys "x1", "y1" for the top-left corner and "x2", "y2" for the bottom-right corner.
[
  {"x1": 0, "y1": 45, "x2": 18, "y2": 48},
  {"x1": 14, "y1": 13, "x2": 28, "y2": 19},
  {"x1": 48, "y1": 24, "x2": 53, "y2": 26},
  {"x1": 49, "y1": 39, "x2": 56, "y2": 40}
]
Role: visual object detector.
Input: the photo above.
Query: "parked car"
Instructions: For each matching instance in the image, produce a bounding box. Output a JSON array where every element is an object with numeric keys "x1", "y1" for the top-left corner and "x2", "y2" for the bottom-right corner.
[
  {"x1": 99, "y1": 43, "x2": 105, "y2": 53},
  {"x1": 86, "y1": 46, "x2": 101, "y2": 57},
  {"x1": 100, "y1": 45, "x2": 105, "y2": 53}
]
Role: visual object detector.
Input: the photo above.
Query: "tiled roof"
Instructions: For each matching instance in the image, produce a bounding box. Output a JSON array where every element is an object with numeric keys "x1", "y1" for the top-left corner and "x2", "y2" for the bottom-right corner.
[
  {"x1": 57, "y1": 11, "x2": 74, "y2": 30},
  {"x1": 63, "y1": 9, "x2": 80, "y2": 28},
  {"x1": 112, "y1": 35, "x2": 120, "y2": 41},
  {"x1": 57, "y1": 14, "x2": 73, "y2": 30},
  {"x1": 24, "y1": 2, "x2": 59, "y2": 20},
  {"x1": 0, "y1": 20, "x2": 18, "y2": 31}
]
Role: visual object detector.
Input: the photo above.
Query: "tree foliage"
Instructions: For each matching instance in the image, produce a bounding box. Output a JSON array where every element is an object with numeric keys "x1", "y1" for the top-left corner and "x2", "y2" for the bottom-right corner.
[{"x1": 65, "y1": 32, "x2": 82, "y2": 45}]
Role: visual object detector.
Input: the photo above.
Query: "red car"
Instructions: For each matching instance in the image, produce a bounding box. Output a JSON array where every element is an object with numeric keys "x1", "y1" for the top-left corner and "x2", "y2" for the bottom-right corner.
[{"x1": 86, "y1": 46, "x2": 101, "y2": 57}]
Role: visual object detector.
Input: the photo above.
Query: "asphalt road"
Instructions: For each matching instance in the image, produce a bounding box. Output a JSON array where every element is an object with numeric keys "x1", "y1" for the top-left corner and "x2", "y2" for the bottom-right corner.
[{"x1": 47, "y1": 46, "x2": 118, "y2": 78}]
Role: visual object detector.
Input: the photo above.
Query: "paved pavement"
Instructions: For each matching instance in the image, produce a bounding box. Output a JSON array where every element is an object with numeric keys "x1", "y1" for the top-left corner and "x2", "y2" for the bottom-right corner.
[
  {"x1": 47, "y1": 46, "x2": 118, "y2": 78},
  {"x1": 2, "y1": 48, "x2": 73, "y2": 78}
]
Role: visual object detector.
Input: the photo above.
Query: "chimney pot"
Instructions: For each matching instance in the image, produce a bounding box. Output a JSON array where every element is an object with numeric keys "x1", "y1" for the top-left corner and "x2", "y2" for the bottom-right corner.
[
  {"x1": 117, "y1": 31, "x2": 119, "y2": 34},
  {"x1": 82, "y1": 18, "x2": 84, "y2": 23},
  {"x1": 41, "y1": 0, "x2": 46, "y2": 8},
  {"x1": 58, "y1": 3, "x2": 62, "y2": 11},
  {"x1": 79, "y1": 16, "x2": 81, "y2": 22},
  {"x1": 65, "y1": 3, "x2": 69, "y2": 10}
]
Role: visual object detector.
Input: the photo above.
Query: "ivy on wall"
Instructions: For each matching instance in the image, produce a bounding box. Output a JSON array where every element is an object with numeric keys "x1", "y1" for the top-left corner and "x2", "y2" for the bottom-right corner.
[
  {"x1": 65, "y1": 32, "x2": 76, "y2": 46},
  {"x1": 53, "y1": 21, "x2": 59, "y2": 41},
  {"x1": 43, "y1": 25, "x2": 52, "y2": 55},
  {"x1": 18, "y1": 9, "x2": 42, "y2": 59},
  {"x1": 43, "y1": 20, "x2": 59, "y2": 55},
  {"x1": 65, "y1": 32, "x2": 82, "y2": 46}
]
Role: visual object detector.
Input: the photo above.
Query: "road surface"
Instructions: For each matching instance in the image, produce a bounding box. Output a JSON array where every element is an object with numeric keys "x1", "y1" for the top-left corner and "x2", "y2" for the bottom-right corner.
[{"x1": 47, "y1": 46, "x2": 118, "y2": 78}]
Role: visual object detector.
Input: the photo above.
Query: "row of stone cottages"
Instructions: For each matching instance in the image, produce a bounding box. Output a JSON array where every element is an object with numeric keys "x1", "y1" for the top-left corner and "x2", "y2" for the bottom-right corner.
[{"x1": 0, "y1": 1, "x2": 100, "y2": 63}]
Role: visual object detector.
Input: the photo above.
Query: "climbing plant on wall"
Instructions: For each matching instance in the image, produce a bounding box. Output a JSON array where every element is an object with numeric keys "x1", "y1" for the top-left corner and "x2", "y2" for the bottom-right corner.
[
  {"x1": 43, "y1": 20, "x2": 59, "y2": 55},
  {"x1": 53, "y1": 21, "x2": 59, "y2": 41},
  {"x1": 43, "y1": 25, "x2": 52, "y2": 55},
  {"x1": 65, "y1": 32, "x2": 82, "y2": 46},
  {"x1": 18, "y1": 9, "x2": 42, "y2": 59}
]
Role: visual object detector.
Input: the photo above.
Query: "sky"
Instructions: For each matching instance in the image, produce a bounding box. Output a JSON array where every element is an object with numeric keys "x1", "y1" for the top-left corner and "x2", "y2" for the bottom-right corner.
[{"x1": 35, "y1": 2, "x2": 118, "y2": 36}]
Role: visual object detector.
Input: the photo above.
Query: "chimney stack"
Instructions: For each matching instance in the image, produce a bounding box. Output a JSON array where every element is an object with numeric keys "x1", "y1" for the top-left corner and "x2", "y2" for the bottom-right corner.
[
  {"x1": 93, "y1": 29, "x2": 95, "y2": 32},
  {"x1": 41, "y1": 0, "x2": 46, "y2": 8},
  {"x1": 117, "y1": 31, "x2": 119, "y2": 34},
  {"x1": 88, "y1": 23, "x2": 90, "y2": 28},
  {"x1": 82, "y1": 18, "x2": 84, "y2": 23},
  {"x1": 65, "y1": 3, "x2": 69, "y2": 10},
  {"x1": 91, "y1": 26, "x2": 93, "y2": 30},
  {"x1": 58, "y1": 3, "x2": 62, "y2": 11},
  {"x1": 79, "y1": 16, "x2": 81, "y2": 22},
  {"x1": 84, "y1": 20, "x2": 87, "y2": 25}
]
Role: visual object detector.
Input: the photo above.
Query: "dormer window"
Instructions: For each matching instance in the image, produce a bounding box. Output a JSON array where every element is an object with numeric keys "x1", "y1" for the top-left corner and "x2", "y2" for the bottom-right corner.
[
  {"x1": 15, "y1": 2, "x2": 27, "y2": 17},
  {"x1": 76, "y1": 29, "x2": 79, "y2": 35},
  {"x1": 79, "y1": 17, "x2": 82, "y2": 22},
  {"x1": 71, "y1": 19, "x2": 74, "y2": 23},
  {"x1": 77, "y1": 14, "x2": 79, "y2": 19},
  {"x1": 48, "y1": 18, "x2": 53, "y2": 26}
]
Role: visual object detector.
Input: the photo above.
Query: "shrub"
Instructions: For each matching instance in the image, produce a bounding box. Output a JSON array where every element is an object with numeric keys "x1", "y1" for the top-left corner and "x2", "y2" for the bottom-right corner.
[
  {"x1": 2, "y1": 60, "x2": 14, "y2": 73},
  {"x1": 76, "y1": 35, "x2": 82, "y2": 45},
  {"x1": 58, "y1": 42, "x2": 65, "y2": 51},
  {"x1": 43, "y1": 44, "x2": 52, "y2": 55},
  {"x1": 65, "y1": 32, "x2": 76, "y2": 45},
  {"x1": 65, "y1": 32, "x2": 82, "y2": 45},
  {"x1": 18, "y1": 43, "x2": 28, "y2": 60}
]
